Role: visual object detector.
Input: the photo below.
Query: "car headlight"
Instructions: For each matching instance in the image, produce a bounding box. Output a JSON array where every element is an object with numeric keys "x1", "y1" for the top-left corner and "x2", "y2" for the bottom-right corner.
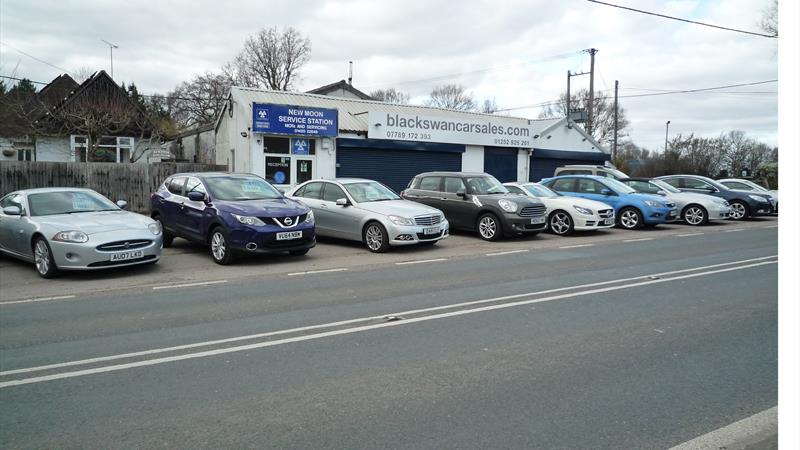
[
  {"x1": 304, "y1": 210, "x2": 314, "y2": 223},
  {"x1": 148, "y1": 222, "x2": 162, "y2": 235},
  {"x1": 52, "y1": 230, "x2": 89, "y2": 243},
  {"x1": 232, "y1": 214, "x2": 266, "y2": 226},
  {"x1": 388, "y1": 215, "x2": 414, "y2": 226},
  {"x1": 573, "y1": 205, "x2": 593, "y2": 215},
  {"x1": 748, "y1": 194, "x2": 767, "y2": 202},
  {"x1": 498, "y1": 199, "x2": 518, "y2": 213},
  {"x1": 644, "y1": 200, "x2": 662, "y2": 207}
]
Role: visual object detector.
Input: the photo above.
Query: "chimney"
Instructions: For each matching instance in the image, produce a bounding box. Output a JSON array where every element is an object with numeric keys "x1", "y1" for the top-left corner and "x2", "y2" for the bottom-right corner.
[{"x1": 348, "y1": 61, "x2": 353, "y2": 85}]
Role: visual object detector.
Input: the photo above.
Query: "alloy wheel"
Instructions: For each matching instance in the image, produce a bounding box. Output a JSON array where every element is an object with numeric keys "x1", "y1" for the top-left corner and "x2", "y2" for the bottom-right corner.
[
  {"x1": 479, "y1": 216, "x2": 497, "y2": 239},
  {"x1": 730, "y1": 202, "x2": 746, "y2": 220},
  {"x1": 684, "y1": 207, "x2": 705, "y2": 225},
  {"x1": 211, "y1": 231, "x2": 226, "y2": 261},
  {"x1": 34, "y1": 240, "x2": 50, "y2": 275},
  {"x1": 620, "y1": 210, "x2": 639, "y2": 229},
  {"x1": 365, "y1": 225, "x2": 383, "y2": 251},
  {"x1": 550, "y1": 212, "x2": 572, "y2": 235}
]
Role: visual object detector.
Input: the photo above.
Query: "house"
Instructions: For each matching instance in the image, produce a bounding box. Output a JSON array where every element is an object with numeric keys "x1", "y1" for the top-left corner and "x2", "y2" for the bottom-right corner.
[
  {"x1": 0, "y1": 71, "x2": 159, "y2": 163},
  {"x1": 305, "y1": 80, "x2": 374, "y2": 100}
]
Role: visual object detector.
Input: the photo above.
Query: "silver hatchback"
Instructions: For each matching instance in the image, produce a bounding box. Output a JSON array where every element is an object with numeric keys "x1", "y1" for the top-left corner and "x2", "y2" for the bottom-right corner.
[{"x1": 288, "y1": 179, "x2": 449, "y2": 253}]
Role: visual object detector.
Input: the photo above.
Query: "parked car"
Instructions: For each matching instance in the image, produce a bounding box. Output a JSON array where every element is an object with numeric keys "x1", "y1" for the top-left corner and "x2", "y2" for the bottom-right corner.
[
  {"x1": 619, "y1": 178, "x2": 732, "y2": 226},
  {"x1": 402, "y1": 172, "x2": 546, "y2": 241},
  {"x1": 553, "y1": 165, "x2": 628, "y2": 180},
  {"x1": 503, "y1": 182, "x2": 615, "y2": 235},
  {"x1": 0, "y1": 188, "x2": 162, "y2": 278},
  {"x1": 655, "y1": 175, "x2": 774, "y2": 220},
  {"x1": 287, "y1": 178, "x2": 449, "y2": 253},
  {"x1": 717, "y1": 178, "x2": 778, "y2": 214},
  {"x1": 540, "y1": 175, "x2": 678, "y2": 230},
  {"x1": 151, "y1": 172, "x2": 315, "y2": 264}
]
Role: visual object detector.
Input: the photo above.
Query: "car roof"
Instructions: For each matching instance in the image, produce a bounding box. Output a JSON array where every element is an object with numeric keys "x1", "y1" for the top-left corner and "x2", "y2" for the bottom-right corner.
[
  {"x1": 334, "y1": 178, "x2": 374, "y2": 184},
  {"x1": 546, "y1": 174, "x2": 607, "y2": 181},
  {"x1": 619, "y1": 177, "x2": 653, "y2": 182},
  {"x1": 413, "y1": 171, "x2": 488, "y2": 177},
  {"x1": 15, "y1": 187, "x2": 98, "y2": 194},
  {"x1": 168, "y1": 171, "x2": 250, "y2": 179},
  {"x1": 558, "y1": 165, "x2": 607, "y2": 169}
]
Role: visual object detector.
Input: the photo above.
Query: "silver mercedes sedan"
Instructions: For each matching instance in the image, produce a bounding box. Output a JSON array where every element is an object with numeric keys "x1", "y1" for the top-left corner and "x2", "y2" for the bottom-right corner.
[
  {"x1": 0, "y1": 188, "x2": 163, "y2": 278},
  {"x1": 287, "y1": 178, "x2": 449, "y2": 253}
]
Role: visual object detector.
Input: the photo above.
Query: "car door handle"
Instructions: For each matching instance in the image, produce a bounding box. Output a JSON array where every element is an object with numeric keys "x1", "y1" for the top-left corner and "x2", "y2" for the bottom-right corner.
[{"x1": 320, "y1": 204, "x2": 328, "y2": 209}]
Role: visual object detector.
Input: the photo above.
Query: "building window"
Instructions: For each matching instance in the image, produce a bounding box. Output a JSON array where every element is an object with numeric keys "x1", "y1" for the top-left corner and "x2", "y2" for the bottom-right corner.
[
  {"x1": 70, "y1": 135, "x2": 134, "y2": 163},
  {"x1": 263, "y1": 136, "x2": 316, "y2": 185},
  {"x1": 17, "y1": 149, "x2": 33, "y2": 161}
]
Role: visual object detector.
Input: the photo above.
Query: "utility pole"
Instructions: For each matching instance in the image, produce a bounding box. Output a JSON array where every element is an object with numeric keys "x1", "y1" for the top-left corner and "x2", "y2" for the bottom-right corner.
[
  {"x1": 348, "y1": 61, "x2": 353, "y2": 85},
  {"x1": 101, "y1": 39, "x2": 118, "y2": 79},
  {"x1": 566, "y1": 70, "x2": 571, "y2": 119},
  {"x1": 665, "y1": 120, "x2": 671, "y2": 152},
  {"x1": 587, "y1": 48, "x2": 598, "y2": 135},
  {"x1": 613, "y1": 79, "x2": 619, "y2": 159}
]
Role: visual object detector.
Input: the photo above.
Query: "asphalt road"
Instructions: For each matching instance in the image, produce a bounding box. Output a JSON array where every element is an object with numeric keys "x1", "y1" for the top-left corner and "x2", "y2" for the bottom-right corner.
[{"x1": 0, "y1": 217, "x2": 778, "y2": 449}]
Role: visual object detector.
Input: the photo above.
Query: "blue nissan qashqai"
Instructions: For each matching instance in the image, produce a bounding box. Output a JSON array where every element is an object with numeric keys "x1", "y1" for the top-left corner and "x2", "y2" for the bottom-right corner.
[
  {"x1": 540, "y1": 175, "x2": 678, "y2": 230},
  {"x1": 151, "y1": 172, "x2": 315, "y2": 264}
]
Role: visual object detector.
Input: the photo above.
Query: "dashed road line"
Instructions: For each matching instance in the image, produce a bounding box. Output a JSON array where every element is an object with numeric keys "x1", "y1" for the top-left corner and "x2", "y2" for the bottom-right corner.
[
  {"x1": 152, "y1": 280, "x2": 228, "y2": 290},
  {"x1": 0, "y1": 295, "x2": 76, "y2": 306},
  {"x1": 764, "y1": 225, "x2": 778, "y2": 229},
  {"x1": 723, "y1": 228, "x2": 745, "y2": 233},
  {"x1": 676, "y1": 232, "x2": 705, "y2": 237},
  {"x1": 485, "y1": 249, "x2": 529, "y2": 257},
  {"x1": 287, "y1": 268, "x2": 348, "y2": 276},
  {"x1": 559, "y1": 243, "x2": 595, "y2": 249},
  {"x1": 395, "y1": 258, "x2": 449, "y2": 266},
  {"x1": 623, "y1": 237, "x2": 654, "y2": 242}
]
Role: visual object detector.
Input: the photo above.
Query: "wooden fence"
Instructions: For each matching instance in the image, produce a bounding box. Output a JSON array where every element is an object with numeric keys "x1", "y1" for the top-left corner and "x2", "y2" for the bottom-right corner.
[{"x1": 0, "y1": 162, "x2": 226, "y2": 213}]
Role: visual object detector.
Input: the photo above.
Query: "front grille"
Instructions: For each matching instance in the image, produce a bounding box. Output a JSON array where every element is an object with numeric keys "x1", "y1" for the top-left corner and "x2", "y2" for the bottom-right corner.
[
  {"x1": 260, "y1": 214, "x2": 307, "y2": 229},
  {"x1": 598, "y1": 209, "x2": 614, "y2": 218},
  {"x1": 414, "y1": 215, "x2": 443, "y2": 226},
  {"x1": 88, "y1": 254, "x2": 157, "y2": 267},
  {"x1": 96, "y1": 239, "x2": 152, "y2": 252},
  {"x1": 519, "y1": 205, "x2": 546, "y2": 217}
]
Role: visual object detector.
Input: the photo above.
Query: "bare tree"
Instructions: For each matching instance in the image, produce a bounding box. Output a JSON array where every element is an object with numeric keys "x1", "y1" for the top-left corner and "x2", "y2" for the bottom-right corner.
[
  {"x1": 170, "y1": 71, "x2": 233, "y2": 128},
  {"x1": 73, "y1": 66, "x2": 97, "y2": 83},
  {"x1": 539, "y1": 88, "x2": 629, "y2": 150},
  {"x1": 226, "y1": 26, "x2": 311, "y2": 90},
  {"x1": 759, "y1": 0, "x2": 778, "y2": 37},
  {"x1": 481, "y1": 98, "x2": 499, "y2": 114},
  {"x1": 426, "y1": 84, "x2": 477, "y2": 111},
  {"x1": 369, "y1": 87, "x2": 410, "y2": 104}
]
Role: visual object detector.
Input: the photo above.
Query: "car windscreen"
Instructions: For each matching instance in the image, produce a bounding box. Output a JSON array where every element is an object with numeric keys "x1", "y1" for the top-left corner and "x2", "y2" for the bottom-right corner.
[
  {"x1": 524, "y1": 184, "x2": 559, "y2": 198},
  {"x1": 466, "y1": 176, "x2": 509, "y2": 195},
  {"x1": 602, "y1": 178, "x2": 637, "y2": 194},
  {"x1": 344, "y1": 182, "x2": 399, "y2": 203},
  {"x1": 204, "y1": 176, "x2": 283, "y2": 201},
  {"x1": 28, "y1": 191, "x2": 118, "y2": 216},
  {"x1": 606, "y1": 168, "x2": 628, "y2": 179},
  {"x1": 650, "y1": 179, "x2": 681, "y2": 194}
]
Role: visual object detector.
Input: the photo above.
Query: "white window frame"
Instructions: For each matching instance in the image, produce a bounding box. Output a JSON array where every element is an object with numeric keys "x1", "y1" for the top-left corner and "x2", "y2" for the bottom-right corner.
[{"x1": 70, "y1": 135, "x2": 135, "y2": 163}]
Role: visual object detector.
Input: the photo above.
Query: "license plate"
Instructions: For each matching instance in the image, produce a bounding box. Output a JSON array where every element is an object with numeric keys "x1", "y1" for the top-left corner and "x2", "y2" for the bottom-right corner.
[
  {"x1": 276, "y1": 231, "x2": 302, "y2": 240},
  {"x1": 530, "y1": 216, "x2": 546, "y2": 225},
  {"x1": 603, "y1": 218, "x2": 614, "y2": 225},
  {"x1": 423, "y1": 226, "x2": 440, "y2": 235},
  {"x1": 110, "y1": 250, "x2": 143, "y2": 261}
]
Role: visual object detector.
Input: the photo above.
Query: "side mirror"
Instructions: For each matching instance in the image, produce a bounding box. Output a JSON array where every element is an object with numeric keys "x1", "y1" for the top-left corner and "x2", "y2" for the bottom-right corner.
[
  {"x1": 456, "y1": 190, "x2": 467, "y2": 198},
  {"x1": 600, "y1": 188, "x2": 614, "y2": 196},
  {"x1": 187, "y1": 191, "x2": 206, "y2": 202},
  {"x1": 2, "y1": 206, "x2": 21, "y2": 216},
  {"x1": 335, "y1": 198, "x2": 349, "y2": 206},
  {"x1": 656, "y1": 190, "x2": 667, "y2": 196},
  {"x1": 116, "y1": 200, "x2": 129, "y2": 210}
]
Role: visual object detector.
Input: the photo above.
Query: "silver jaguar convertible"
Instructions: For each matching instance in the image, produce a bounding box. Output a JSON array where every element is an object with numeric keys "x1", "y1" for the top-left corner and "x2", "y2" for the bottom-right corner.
[{"x1": 0, "y1": 188, "x2": 163, "y2": 278}]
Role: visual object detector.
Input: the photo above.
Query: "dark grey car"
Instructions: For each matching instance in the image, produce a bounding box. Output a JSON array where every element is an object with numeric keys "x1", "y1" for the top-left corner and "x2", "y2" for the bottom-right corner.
[{"x1": 402, "y1": 172, "x2": 547, "y2": 241}]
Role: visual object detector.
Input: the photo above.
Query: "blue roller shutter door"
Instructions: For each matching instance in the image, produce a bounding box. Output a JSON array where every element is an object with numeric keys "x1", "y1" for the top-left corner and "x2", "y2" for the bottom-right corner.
[
  {"x1": 337, "y1": 146, "x2": 462, "y2": 194},
  {"x1": 483, "y1": 147, "x2": 518, "y2": 182},
  {"x1": 529, "y1": 149, "x2": 611, "y2": 182}
]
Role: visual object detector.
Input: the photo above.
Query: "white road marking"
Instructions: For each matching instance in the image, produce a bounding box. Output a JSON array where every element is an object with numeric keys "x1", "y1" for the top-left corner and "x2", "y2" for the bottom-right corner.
[
  {"x1": 559, "y1": 243, "x2": 595, "y2": 249},
  {"x1": 0, "y1": 257, "x2": 777, "y2": 388},
  {"x1": 152, "y1": 280, "x2": 228, "y2": 290},
  {"x1": 623, "y1": 237, "x2": 654, "y2": 242},
  {"x1": 764, "y1": 225, "x2": 778, "y2": 229},
  {"x1": 723, "y1": 228, "x2": 745, "y2": 233},
  {"x1": 395, "y1": 258, "x2": 448, "y2": 265},
  {"x1": 287, "y1": 268, "x2": 348, "y2": 276},
  {"x1": 676, "y1": 233, "x2": 705, "y2": 237},
  {"x1": 0, "y1": 295, "x2": 76, "y2": 306},
  {"x1": 0, "y1": 254, "x2": 776, "y2": 378},
  {"x1": 485, "y1": 249, "x2": 529, "y2": 257},
  {"x1": 668, "y1": 406, "x2": 777, "y2": 450}
]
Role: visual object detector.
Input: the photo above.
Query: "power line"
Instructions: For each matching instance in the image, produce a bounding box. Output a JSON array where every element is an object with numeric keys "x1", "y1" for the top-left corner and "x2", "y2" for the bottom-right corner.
[
  {"x1": 585, "y1": 0, "x2": 777, "y2": 38},
  {"x1": 0, "y1": 41, "x2": 74, "y2": 76}
]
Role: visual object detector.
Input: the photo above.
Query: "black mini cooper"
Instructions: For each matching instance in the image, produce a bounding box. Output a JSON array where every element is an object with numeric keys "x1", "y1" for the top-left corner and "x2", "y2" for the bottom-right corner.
[{"x1": 402, "y1": 172, "x2": 547, "y2": 241}]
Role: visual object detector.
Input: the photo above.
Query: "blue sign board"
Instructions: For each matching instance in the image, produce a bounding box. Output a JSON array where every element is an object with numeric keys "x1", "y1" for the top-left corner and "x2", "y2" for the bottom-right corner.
[
  {"x1": 252, "y1": 103, "x2": 338, "y2": 137},
  {"x1": 291, "y1": 138, "x2": 310, "y2": 155}
]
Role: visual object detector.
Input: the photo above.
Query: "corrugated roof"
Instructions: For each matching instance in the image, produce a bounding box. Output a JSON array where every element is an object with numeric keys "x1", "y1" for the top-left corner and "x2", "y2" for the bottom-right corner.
[{"x1": 230, "y1": 86, "x2": 539, "y2": 134}]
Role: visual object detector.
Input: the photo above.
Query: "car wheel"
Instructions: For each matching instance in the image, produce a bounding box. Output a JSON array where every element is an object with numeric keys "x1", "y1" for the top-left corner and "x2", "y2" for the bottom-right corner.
[
  {"x1": 209, "y1": 227, "x2": 235, "y2": 265},
  {"x1": 153, "y1": 214, "x2": 173, "y2": 248},
  {"x1": 548, "y1": 210, "x2": 574, "y2": 236},
  {"x1": 289, "y1": 249, "x2": 309, "y2": 256},
  {"x1": 363, "y1": 222, "x2": 390, "y2": 253},
  {"x1": 618, "y1": 207, "x2": 643, "y2": 230},
  {"x1": 729, "y1": 201, "x2": 749, "y2": 220},
  {"x1": 477, "y1": 213, "x2": 503, "y2": 241},
  {"x1": 33, "y1": 237, "x2": 58, "y2": 278},
  {"x1": 682, "y1": 204, "x2": 708, "y2": 226}
]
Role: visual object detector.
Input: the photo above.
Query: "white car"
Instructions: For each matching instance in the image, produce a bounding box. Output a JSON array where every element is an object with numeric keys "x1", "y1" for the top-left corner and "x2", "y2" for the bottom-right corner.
[
  {"x1": 619, "y1": 178, "x2": 732, "y2": 226},
  {"x1": 718, "y1": 178, "x2": 778, "y2": 214},
  {"x1": 503, "y1": 182, "x2": 615, "y2": 235}
]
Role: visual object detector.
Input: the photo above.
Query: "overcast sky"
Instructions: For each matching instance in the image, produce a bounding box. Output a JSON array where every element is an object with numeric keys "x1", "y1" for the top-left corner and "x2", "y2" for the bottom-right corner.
[{"x1": 0, "y1": 0, "x2": 780, "y2": 150}]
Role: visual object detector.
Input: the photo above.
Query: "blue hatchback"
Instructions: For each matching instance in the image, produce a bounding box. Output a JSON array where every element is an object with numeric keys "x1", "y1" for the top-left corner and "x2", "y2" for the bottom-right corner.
[
  {"x1": 541, "y1": 175, "x2": 678, "y2": 229},
  {"x1": 151, "y1": 172, "x2": 315, "y2": 264}
]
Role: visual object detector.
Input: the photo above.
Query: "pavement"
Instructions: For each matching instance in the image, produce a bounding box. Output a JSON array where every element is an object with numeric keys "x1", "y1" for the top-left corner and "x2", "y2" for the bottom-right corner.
[{"x1": 0, "y1": 216, "x2": 778, "y2": 449}]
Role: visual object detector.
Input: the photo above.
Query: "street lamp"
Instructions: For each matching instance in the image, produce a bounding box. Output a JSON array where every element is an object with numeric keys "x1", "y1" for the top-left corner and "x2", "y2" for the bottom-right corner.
[
  {"x1": 101, "y1": 39, "x2": 118, "y2": 79},
  {"x1": 665, "y1": 120, "x2": 671, "y2": 152}
]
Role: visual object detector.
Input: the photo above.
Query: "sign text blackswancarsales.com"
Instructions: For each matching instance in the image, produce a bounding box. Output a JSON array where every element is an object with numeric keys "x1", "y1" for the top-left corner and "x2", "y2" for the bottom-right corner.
[{"x1": 369, "y1": 112, "x2": 534, "y2": 147}]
